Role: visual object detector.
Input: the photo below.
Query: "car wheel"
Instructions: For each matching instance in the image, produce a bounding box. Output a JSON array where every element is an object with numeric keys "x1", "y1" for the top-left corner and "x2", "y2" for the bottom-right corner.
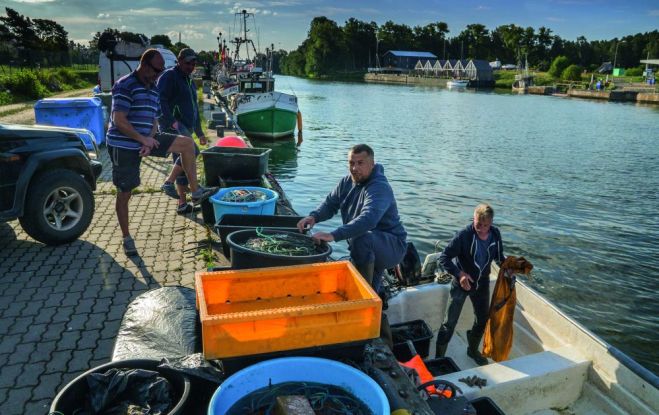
[{"x1": 19, "y1": 169, "x2": 95, "y2": 245}]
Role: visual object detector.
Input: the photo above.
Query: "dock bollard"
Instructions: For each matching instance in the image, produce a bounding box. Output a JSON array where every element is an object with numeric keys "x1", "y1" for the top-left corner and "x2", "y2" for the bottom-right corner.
[{"x1": 216, "y1": 126, "x2": 224, "y2": 137}]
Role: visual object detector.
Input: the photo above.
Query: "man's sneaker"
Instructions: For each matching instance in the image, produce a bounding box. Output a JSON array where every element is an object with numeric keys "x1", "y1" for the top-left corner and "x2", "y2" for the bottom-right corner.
[
  {"x1": 123, "y1": 236, "x2": 138, "y2": 256},
  {"x1": 177, "y1": 203, "x2": 202, "y2": 215},
  {"x1": 191, "y1": 186, "x2": 218, "y2": 204},
  {"x1": 161, "y1": 182, "x2": 180, "y2": 200}
]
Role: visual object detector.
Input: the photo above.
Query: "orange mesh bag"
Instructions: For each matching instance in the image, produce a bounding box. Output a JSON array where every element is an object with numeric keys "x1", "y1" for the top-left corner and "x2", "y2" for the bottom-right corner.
[{"x1": 482, "y1": 256, "x2": 533, "y2": 362}]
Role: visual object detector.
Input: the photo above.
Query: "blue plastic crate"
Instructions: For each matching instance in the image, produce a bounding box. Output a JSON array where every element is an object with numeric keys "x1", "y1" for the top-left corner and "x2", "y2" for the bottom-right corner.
[
  {"x1": 210, "y1": 187, "x2": 279, "y2": 223},
  {"x1": 34, "y1": 97, "x2": 105, "y2": 149}
]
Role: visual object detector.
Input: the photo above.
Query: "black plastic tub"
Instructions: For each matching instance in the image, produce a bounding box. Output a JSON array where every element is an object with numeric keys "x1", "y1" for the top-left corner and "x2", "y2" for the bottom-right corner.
[
  {"x1": 49, "y1": 359, "x2": 191, "y2": 415},
  {"x1": 423, "y1": 356, "x2": 461, "y2": 376},
  {"x1": 470, "y1": 396, "x2": 506, "y2": 415},
  {"x1": 216, "y1": 214, "x2": 305, "y2": 258},
  {"x1": 226, "y1": 229, "x2": 332, "y2": 269},
  {"x1": 201, "y1": 146, "x2": 271, "y2": 182},
  {"x1": 390, "y1": 319, "x2": 434, "y2": 361}
]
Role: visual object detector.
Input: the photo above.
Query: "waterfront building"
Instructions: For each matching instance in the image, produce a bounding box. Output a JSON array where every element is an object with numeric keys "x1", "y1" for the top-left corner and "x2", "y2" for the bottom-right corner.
[{"x1": 382, "y1": 50, "x2": 437, "y2": 71}]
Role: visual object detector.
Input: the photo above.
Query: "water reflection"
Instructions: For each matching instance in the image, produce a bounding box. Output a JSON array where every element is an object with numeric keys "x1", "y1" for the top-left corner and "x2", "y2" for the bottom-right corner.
[{"x1": 252, "y1": 138, "x2": 299, "y2": 180}]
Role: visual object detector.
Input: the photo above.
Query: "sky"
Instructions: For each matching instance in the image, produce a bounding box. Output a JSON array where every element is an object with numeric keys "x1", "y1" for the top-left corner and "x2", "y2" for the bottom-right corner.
[{"x1": 4, "y1": 0, "x2": 659, "y2": 53}]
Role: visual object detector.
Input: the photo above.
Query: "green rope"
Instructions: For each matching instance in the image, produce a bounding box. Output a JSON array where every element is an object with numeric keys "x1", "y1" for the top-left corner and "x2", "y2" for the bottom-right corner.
[
  {"x1": 220, "y1": 189, "x2": 268, "y2": 203},
  {"x1": 241, "y1": 229, "x2": 317, "y2": 256}
]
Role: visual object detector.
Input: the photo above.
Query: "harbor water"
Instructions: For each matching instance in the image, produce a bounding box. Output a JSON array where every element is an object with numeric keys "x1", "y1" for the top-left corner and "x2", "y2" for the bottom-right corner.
[{"x1": 260, "y1": 75, "x2": 659, "y2": 375}]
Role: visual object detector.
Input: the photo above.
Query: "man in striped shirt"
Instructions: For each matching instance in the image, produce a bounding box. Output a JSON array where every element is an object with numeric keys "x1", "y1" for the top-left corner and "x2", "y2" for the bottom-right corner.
[{"x1": 106, "y1": 48, "x2": 215, "y2": 256}]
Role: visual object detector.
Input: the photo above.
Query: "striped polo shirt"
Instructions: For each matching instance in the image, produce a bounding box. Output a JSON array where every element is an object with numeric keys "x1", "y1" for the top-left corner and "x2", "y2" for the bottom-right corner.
[{"x1": 106, "y1": 71, "x2": 161, "y2": 150}]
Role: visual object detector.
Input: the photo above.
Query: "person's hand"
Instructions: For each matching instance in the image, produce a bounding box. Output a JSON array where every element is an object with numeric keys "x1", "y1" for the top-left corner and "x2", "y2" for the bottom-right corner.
[
  {"x1": 312, "y1": 231, "x2": 334, "y2": 243},
  {"x1": 172, "y1": 121, "x2": 179, "y2": 131},
  {"x1": 459, "y1": 272, "x2": 474, "y2": 291},
  {"x1": 199, "y1": 135, "x2": 208, "y2": 146},
  {"x1": 142, "y1": 135, "x2": 159, "y2": 150},
  {"x1": 297, "y1": 215, "x2": 315, "y2": 232},
  {"x1": 139, "y1": 145, "x2": 152, "y2": 157}
]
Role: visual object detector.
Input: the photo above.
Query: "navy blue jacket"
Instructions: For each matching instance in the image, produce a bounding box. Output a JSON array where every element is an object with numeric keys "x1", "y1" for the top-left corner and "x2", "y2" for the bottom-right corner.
[
  {"x1": 156, "y1": 66, "x2": 203, "y2": 137},
  {"x1": 310, "y1": 164, "x2": 407, "y2": 243},
  {"x1": 439, "y1": 223, "x2": 505, "y2": 291}
]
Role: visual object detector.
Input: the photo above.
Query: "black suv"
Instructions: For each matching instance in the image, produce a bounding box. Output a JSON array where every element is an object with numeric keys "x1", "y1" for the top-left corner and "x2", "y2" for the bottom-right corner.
[{"x1": 0, "y1": 124, "x2": 103, "y2": 245}]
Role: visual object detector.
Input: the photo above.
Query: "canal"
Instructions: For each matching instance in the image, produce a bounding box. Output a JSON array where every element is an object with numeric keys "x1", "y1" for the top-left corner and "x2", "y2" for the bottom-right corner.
[{"x1": 257, "y1": 76, "x2": 659, "y2": 374}]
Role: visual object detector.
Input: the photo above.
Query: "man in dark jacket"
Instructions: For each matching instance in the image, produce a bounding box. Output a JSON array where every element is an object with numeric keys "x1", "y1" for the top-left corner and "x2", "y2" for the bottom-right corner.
[
  {"x1": 435, "y1": 203, "x2": 506, "y2": 365},
  {"x1": 157, "y1": 48, "x2": 208, "y2": 214},
  {"x1": 297, "y1": 144, "x2": 407, "y2": 292}
]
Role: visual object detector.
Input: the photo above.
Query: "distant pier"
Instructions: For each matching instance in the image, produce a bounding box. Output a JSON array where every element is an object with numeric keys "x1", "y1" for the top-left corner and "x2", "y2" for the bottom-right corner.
[
  {"x1": 364, "y1": 73, "x2": 448, "y2": 86},
  {"x1": 566, "y1": 89, "x2": 659, "y2": 104}
]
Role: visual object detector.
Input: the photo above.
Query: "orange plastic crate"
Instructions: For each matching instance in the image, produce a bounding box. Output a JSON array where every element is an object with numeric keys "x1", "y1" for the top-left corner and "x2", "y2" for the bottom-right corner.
[{"x1": 195, "y1": 261, "x2": 382, "y2": 359}]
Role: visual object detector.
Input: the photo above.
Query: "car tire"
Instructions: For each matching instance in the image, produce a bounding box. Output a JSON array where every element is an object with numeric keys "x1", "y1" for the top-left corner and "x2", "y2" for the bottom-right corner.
[{"x1": 19, "y1": 169, "x2": 95, "y2": 245}]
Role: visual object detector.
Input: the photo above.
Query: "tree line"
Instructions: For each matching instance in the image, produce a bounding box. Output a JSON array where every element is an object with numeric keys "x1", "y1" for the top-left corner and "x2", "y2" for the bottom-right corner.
[
  {"x1": 0, "y1": 7, "x2": 97, "y2": 67},
  {"x1": 278, "y1": 16, "x2": 659, "y2": 78}
]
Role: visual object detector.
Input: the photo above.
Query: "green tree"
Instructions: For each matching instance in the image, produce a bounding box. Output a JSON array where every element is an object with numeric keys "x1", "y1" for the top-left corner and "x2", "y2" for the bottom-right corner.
[
  {"x1": 33, "y1": 18, "x2": 69, "y2": 65},
  {"x1": 271, "y1": 49, "x2": 288, "y2": 73},
  {"x1": 343, "y1": 18, "x2": 376, "y2": 70},
  {"x1": 413, "y1": 22, "x2": 449, "y2": 58},
  {"x1": 549, "y1": 55, "x2": 570, "y2": 78},
  {"x1": 457, "y1": 24, "x2": 489, "y2": 59},
  {"x1": 493, "y1": 24, "x2": 524, "y2": 63},
  {"x1": 150, "y1": 34, "x2": 173, "y2": 49},
  {"x1": 561, "y1": 64, "x2": 582, "y2": 81},
  {"x1": 1, "y1": 7, "x2": 39, "y2": 64},
  {"x1": 304, "y1": 17, "x2": 344, "y2": 76},
  {"x1": 377, "y1": 20, "x2": 414, "y2": 53},
  {"x1": 533, "y1": 26, "x2": 553, "y2": 69},
  {"x1": 281, "y1": 48, "x2": 306, "y2": 76}
]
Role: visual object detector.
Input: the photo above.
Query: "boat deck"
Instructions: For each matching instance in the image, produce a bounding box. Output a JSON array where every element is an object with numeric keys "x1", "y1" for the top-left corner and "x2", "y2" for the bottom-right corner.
[{"x1": 386, "y1": 272, "x2": 658, "y2": 415}]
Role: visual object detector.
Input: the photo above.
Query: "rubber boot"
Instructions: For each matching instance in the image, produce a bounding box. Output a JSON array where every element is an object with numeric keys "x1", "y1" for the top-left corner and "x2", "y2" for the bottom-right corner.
[
  {"x1": 466, "y1": 330, "x2": 488, "y2": 366},
  {"x1": 380, "y1": 313, "x2": 394, "y2": 351},
  {"x1": 355, "y1": 261, "x2": 375, "y2": 286},
  {"x1": 435, "y1": 341, "x2": 448, "y2": 358}
]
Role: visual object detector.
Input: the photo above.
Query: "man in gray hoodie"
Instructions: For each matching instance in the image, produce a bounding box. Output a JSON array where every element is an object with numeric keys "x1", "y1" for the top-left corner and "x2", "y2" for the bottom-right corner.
[{"x1": 297, "y1": 144, "x2": 407, "y2": 292}]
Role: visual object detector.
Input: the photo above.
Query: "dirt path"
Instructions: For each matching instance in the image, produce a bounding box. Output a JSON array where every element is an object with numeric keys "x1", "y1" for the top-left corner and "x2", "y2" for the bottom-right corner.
[{"x1": 0, "y1": 88, "x2": 92, "y2": 125}]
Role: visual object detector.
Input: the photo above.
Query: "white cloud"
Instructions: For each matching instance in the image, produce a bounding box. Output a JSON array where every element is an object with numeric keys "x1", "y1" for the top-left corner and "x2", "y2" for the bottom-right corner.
[
  {"x1": 166, "y1": 29, "x2": 205, "y2": 42},
  {"x1": 178, "y1": 0, "x2": 231, "y2": 4},
  {"x1": 54, "y1": 16, "x2": 107, "y2": 25},
  {"x1": 9, "y1": 0, "x2": 55, "y2": 3},
  {"x1": 268, "y1": 1, "x2": 302, "y2": 6},
  {"x1": 97, "y1": 13, "x2": 110, "y2": 19},
  {"x1": 126, "y1": 8, "x2": 200, "y2": 17}
]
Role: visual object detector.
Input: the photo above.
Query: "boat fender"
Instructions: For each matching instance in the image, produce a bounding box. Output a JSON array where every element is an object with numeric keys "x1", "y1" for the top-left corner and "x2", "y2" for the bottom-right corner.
[{"x1": 296, "y1": 110, "x2": 303, "y2": 146}]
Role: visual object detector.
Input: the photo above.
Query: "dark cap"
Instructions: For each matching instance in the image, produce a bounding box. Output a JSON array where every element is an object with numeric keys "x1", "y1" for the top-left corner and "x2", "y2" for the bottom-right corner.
[{"x1": 178, "y1": 48, "x2": 197, "y2": 62}]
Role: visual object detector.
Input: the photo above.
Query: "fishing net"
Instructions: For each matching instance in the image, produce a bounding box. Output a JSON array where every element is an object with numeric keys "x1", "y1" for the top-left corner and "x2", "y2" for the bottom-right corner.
[
  {"x1": 226, "y1": 381, "x2": 373, "y2": 415},
  {"x1": 241, "y1": 228, "x2": 321, "y2": 256},
  {"x1": 221, "y1": 189, "x2": 269, "y2": 203}
]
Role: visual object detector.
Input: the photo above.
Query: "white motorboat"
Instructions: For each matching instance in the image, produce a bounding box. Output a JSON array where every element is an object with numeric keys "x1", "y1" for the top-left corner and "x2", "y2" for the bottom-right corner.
[
  {"x1": 447, "y1": 79, "x2": 469, "y2": 88},
  {"x1": 385, "y1": 259, "x2": 658, "y2": 414}
]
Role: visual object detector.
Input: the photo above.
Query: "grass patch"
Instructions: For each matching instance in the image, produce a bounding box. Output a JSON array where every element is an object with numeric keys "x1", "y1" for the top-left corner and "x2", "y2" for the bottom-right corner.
[
  {"x1": 0, "y1": 104, "x2": 31, "y2": 118},
  {"x1": 198, "y1": 225, "x2": 219, "y2": 269},
  {"x1": 0, "y1": 66, "x2": 96, "y2": 104}
]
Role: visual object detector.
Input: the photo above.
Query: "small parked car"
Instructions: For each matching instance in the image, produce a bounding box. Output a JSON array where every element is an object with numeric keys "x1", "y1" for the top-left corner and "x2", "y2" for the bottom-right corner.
[{"x1": 0, "y1": 123, "x2": 103, "y2": 245}]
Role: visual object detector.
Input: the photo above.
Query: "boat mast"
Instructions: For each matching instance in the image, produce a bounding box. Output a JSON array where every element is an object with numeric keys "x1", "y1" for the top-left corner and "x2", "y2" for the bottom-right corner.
[{"x1": 231, "y1": 9, "x2": 258, "y2": 63}]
